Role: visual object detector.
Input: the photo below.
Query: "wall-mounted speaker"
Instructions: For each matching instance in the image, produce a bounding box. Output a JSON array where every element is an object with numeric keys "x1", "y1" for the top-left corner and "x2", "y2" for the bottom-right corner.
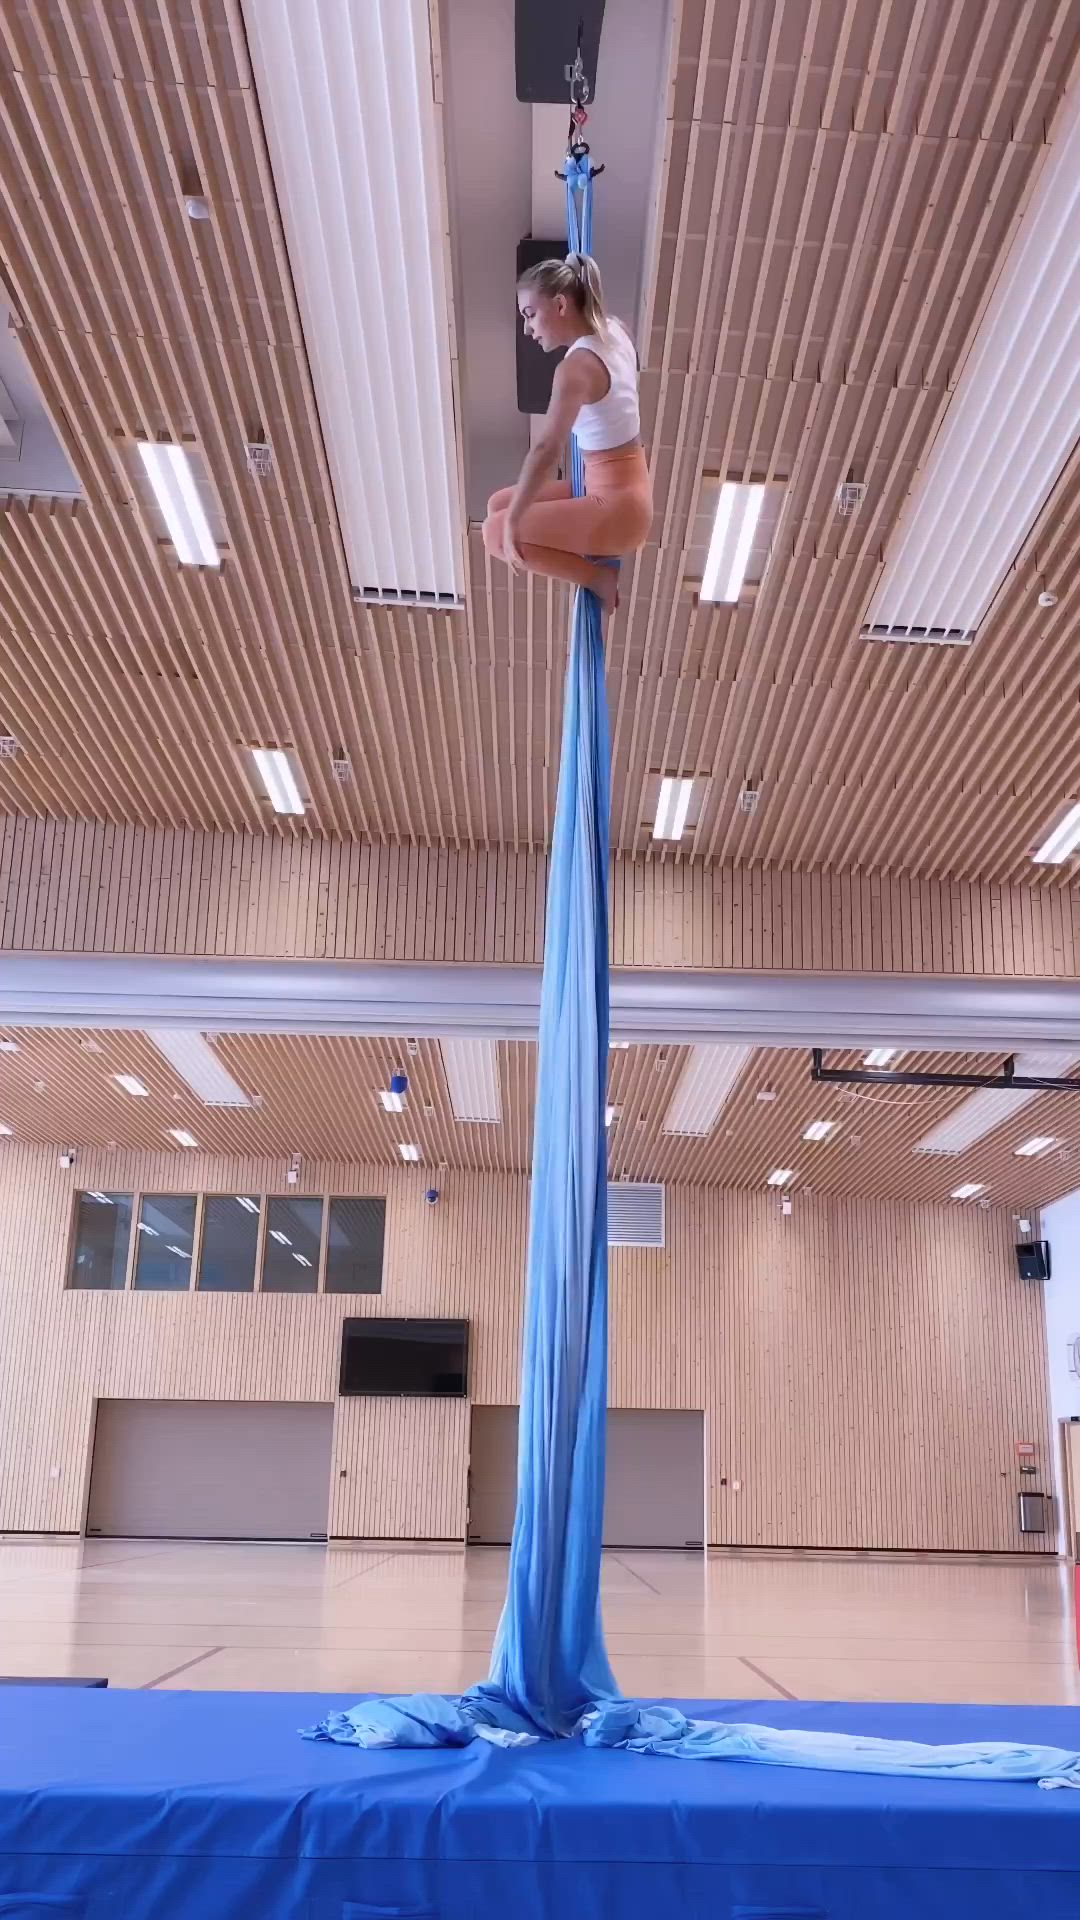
[{"x1": 1016, "y1": 1239, "x2": 1051, "y2": 1281}]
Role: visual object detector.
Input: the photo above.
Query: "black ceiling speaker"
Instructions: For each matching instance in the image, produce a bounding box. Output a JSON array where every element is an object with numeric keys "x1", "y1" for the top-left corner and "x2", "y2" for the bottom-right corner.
[
  {"x1": 1016, "y1": 1240, "x2": 1051, "y2": 1281},
  {"x1": 516, "y1": 1, "x2": 606, "y2": 103},
  {"x1": 516, "y1": 235, "x2": 570, "y2": 415}
]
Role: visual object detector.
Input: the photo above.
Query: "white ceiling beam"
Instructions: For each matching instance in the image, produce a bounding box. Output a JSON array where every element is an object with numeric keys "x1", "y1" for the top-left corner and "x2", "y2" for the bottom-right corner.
[{"x1": 7, "y1": 958, "x2": 1080, "y2": 1052}]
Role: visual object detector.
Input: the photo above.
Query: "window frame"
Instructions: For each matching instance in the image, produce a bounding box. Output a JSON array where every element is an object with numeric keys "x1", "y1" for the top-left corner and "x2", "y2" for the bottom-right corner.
[
  {"x1": 196, "y1": 1191, "x2": 265, "y2": 1295},
  {"x1": 67, "y1": 1188, "x2": 388, "y2": 1296}
]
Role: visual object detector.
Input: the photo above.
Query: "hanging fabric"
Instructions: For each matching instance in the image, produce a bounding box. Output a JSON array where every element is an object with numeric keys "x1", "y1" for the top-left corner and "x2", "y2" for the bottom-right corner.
[{"x1": 303, "y1": 103, "x2": 1080, "y2": 1794}]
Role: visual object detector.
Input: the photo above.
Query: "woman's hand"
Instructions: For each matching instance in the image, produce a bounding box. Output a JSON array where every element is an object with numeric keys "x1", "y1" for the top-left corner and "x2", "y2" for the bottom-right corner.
[{"x1": 503, "y1": 514, "x2": 526, "y2": 574}]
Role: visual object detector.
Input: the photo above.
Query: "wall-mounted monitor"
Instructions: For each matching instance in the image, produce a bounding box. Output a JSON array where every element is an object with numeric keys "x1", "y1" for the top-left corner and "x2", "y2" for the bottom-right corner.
[{"x1": 339, "y1": 1318, "x2": 469, "y2": 1398}]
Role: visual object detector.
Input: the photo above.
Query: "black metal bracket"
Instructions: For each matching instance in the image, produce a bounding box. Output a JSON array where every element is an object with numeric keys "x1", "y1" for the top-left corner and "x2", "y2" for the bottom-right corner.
[{"x1": 810, "y1": 1047, "x2": 1080, "y2": 1093}]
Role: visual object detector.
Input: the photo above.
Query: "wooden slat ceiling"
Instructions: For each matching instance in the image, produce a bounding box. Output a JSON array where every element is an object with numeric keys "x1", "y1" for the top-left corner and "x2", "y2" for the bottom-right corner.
[
  {"x1": 1, "y1": 2, "x2": 1079, "y2": 882},
  {"x1": 1, "y1": 1025, "x2": 1077, "y2": 1208}
]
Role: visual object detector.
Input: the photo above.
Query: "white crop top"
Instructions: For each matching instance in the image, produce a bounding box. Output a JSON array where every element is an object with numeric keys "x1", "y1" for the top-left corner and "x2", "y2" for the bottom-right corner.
[{"x1": 565, "y1": 321, "x2": 640, "y2": 451}]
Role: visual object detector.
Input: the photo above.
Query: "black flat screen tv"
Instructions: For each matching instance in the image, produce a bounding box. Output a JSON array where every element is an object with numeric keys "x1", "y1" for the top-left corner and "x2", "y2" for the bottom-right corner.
[{"x1": 339, "y1": 1317, "x2": 469, "y2": 1398}]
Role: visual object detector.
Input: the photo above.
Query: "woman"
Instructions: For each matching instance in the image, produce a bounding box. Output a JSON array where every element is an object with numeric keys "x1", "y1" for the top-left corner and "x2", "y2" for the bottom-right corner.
[{"x1": 482, "y1": 252, "x2": 652, "y2": 617}]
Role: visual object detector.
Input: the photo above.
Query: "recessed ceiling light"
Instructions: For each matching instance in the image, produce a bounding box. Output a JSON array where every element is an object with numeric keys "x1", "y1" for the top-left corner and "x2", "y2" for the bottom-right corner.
[
  {"x1": 664, "y1": 1044, "x2": 751, "y2": 1136},
  {"x1": 767, "y1": 1167, "x2": 795, "y2": 1187},
  {"x1": 380, "y1": 1088, "x2": 406, "y2": 1113},
  {"x1": 399, "y1": 1143, "x2": 421, "y2": 1162},
  {"x1": 755, "y1": 1089, "x2": 778, "y2": 1104},
  {"x1": 137, "y1": 441, "x2": 219, "y2": 567},
  {"x1": 863, "y1": 1048, "x2": 899, "y2": 1068},
  {"x1": 113, "y1": 1073, "x2": 150, "y2": 1098},
  {"x1": 440, "y1": 1039, "x2": 501, "y2": 1123},
  {"x1": 167, "y1": 1128, "x2": 198, "y2": 1148},
  {"x1": 950, "y1": 1181, "x2": 986, "y2": 1201},
  {"x1": 605, "y1": 1105, "x2": 618, "y2": 1129},
  {"x1": 701, "y1": 481, "x2": 765, "y2": 602},
  {"x1": 0, "y1": 1039, "x2": 18, "y2": 1053},
  {"x1": 1033, "y1": 802, "x2": 1080, "y2": 865},
  {"x1": 653, "y1": 776, "x2": 695, "y2": 841},
  {"x1": 0, "y1": 1123, "x2": 13, "y2": 1136},
  {"x1": 610, "y1": 1041, "x2": 630, "y2": 1051},
  {"x1": 145, "y1": 1030, "x2": 254, "y2": 1107},
  {"x1": 1015, "y1": 1135, "x2": 1057, "y2": 1158},
  {"x1": 860, "y1": 81, "x2": 1080, "y2": 647},
  {"x1": 251, "y1": 747, "x2": 305, "y2": 817},
  {"x1": 803, "y1": 1119, "x2": 837, "y2": 1142}
]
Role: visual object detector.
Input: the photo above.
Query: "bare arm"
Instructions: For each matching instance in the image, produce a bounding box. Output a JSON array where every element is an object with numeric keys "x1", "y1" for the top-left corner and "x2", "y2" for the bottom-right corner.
[{"x1": 505, "y1": 351, "x2": 607, "y2": 544}]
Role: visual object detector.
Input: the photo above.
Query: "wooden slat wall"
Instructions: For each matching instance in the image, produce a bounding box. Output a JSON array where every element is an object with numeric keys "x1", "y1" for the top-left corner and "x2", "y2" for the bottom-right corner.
[
  {"x1": 1, "y1": 819, "x2": 1077, "y2": 975},
  {"x1": 0, "y1": 1145, "x2": 1051, "y2": 1550}
]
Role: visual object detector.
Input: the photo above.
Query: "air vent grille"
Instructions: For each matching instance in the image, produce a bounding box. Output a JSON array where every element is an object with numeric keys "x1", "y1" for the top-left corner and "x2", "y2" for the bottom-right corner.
[{"x1": 607, "y1": 1181, "x2": 665, "y2": 1248}]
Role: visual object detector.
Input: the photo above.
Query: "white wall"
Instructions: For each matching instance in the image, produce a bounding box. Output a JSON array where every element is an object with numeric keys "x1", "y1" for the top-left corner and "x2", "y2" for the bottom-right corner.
[{"x1": 1040, "y1": 1189, "x2": 1080, "y2": 1548}]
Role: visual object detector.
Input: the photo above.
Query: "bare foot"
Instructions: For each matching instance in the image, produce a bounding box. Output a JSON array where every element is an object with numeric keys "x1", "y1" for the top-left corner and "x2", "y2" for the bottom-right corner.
[{"x1": 590, "y1": 566, "x2": 619, "y2": 618}]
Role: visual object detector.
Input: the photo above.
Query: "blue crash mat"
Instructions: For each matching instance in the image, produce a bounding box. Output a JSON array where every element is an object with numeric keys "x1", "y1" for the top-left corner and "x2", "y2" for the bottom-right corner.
[{"x1": 0, "y1": 1688, "x2": 1077, "y2": 1918}]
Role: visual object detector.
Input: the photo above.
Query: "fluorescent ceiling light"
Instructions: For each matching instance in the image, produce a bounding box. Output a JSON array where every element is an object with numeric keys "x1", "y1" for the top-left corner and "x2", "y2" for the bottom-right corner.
[
  {"x1": 136, "y1": 1222, "x2": 159, "y2": 1236},
  {"x1": 251, "y1": 748, "x2": 305, "y2": 817},
  {"x1": 166, "y1": 1244, "x2": 190, "y2": 1258},
  {"x1": 610, "y1": 1041, "x2": 630, "y2": 1051},
  {"x1": 950, "y1": 1181, "x2": 986, "y2": 1201},
  {"x1": 767, "y1": 1167, "x2": 795, "y2": 1187},
  {"x1": 863, "y1": 1048, "x2": 899, "y2": 1068},
  {"x1": 380, "y1": 1088, "x2": 406, "y2": 1113},
  {"x1": 145, "y1": 1030, "x2": 255, "y2": 1107},
  {"x1": 916, "y1": 1049, "x2": 1077, "y2": 1153},
  {"x1": 87, "y1": 1191, "x2": 111, "y2": 1203},
  {"x1": 701, "y1": 482, "x2": 765, "y2": 602},
  {"x1": 803, "y1": 1119, "x2": 837, "y2": 1142},
  {"x1": 113, "y1": 1072, "x2": 149, "y2": 1098},
  {"x1": 0, "y1": 1123, "x2": 12, "y2": 1137},
  {"x1": 663, "y1": 1044, "x2": 751, "y2": 1136},
  {"x1": 439, "y1": 1038, "x2": 501, "y2": 1123},
  {"x1": 137, "y1": 441, "x2": 219, "y2": 568},
  {"x1": 167, "y1": 1128, "x2": 198, "y2": 1148},
  {"x1": 1015, "y1": 1135, "x2": 1057, "y2": 1157},
  {"x1": 1033, "y1": 802, "x2": 1080, "y2": 865},
  {"x1": 235, "y1": 1196, "x2": 260, "y2": 1213},
  {"x1": 399, "y1": 1142, "x2": 421, "y2": 1162},
  {"x1": 862, "y1": 82, "x2": 1080, "y2": 646},
  {"x1": 605, "y1": 1105, "x2": 617, "y2": 1129},
  {"x1": 0, "y1": 1039, "x2": 18, "y2": 1052},
  {"x1": 293, "y1": 1253, "x2": 312, "y2": 1268},
  {"x1": 653, "y1": 776, "x2": 695, "y2": 842},
  {"x1": 270, "y1": 1229, "x2": 291, "y2": 1245},
  {"x1": 242, "y1": 0, "x2": 463, "y2": 605}
]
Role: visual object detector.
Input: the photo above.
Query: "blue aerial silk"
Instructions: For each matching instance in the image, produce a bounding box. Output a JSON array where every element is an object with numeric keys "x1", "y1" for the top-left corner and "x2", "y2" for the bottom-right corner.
[{"x1": 304, "y1": 153, "x2": 1080, "y2": 1794}]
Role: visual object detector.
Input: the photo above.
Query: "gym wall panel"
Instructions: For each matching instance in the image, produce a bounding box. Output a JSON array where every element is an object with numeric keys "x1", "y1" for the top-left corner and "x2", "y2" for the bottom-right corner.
[
  {"x1": 1, "y1": 818, "x2": 1076, "y2": 976},
  {"x1": 0, "y1": 1143, "x2": 1052, "y2": 1550}
]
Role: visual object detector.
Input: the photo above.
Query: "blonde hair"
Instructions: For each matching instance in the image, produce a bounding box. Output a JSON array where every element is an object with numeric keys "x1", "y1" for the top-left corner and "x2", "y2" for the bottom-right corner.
[{"x1": 517, "y1": 250, "x2": 609, "y2": 338}]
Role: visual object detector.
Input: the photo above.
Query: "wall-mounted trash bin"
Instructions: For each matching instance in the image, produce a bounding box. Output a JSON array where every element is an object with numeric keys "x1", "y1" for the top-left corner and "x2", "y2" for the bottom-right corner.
[{"x1": 1018, "y1": 1490, "x2": 1049, "y2": 1534}]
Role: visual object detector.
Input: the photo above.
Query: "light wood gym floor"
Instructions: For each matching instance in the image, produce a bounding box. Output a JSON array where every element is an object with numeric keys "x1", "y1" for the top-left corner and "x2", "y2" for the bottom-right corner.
[{"x1": 1, "y1": 1541, "x2": 1076, "y2": 1703}]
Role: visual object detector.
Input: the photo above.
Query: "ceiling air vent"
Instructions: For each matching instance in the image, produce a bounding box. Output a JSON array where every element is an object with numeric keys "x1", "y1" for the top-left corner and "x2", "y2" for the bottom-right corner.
[{"x1": 607, "y1": 1182, "x2": 665, "y2": 1249}]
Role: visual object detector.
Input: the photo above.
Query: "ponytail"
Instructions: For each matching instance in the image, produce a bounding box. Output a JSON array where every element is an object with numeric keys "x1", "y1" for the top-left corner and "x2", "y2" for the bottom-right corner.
[{"x1": 517, "y1": 249, "x2": 610, "y2": 339}]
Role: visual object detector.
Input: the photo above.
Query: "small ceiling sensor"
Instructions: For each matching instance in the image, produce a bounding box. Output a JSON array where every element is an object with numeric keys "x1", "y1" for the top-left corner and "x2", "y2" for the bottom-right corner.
[
  {"x1": 1038, "y1": 590, "x2": 1058, "y2": 608},
  {"x1": 184, "y1": 194, "x2": 210, "y2": 221}
]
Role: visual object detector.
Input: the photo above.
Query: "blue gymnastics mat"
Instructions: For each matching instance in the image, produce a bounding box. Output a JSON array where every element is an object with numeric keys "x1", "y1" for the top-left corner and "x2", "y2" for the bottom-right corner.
[{"x1": 0, "y1": 1688, "x2": 1077, "y2": 1918}]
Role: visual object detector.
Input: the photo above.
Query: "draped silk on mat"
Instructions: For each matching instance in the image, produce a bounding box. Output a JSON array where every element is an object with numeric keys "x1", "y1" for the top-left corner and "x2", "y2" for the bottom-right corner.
[{"x1": 304, "y1": 153, "x2": 1080, "y2": 1794}]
